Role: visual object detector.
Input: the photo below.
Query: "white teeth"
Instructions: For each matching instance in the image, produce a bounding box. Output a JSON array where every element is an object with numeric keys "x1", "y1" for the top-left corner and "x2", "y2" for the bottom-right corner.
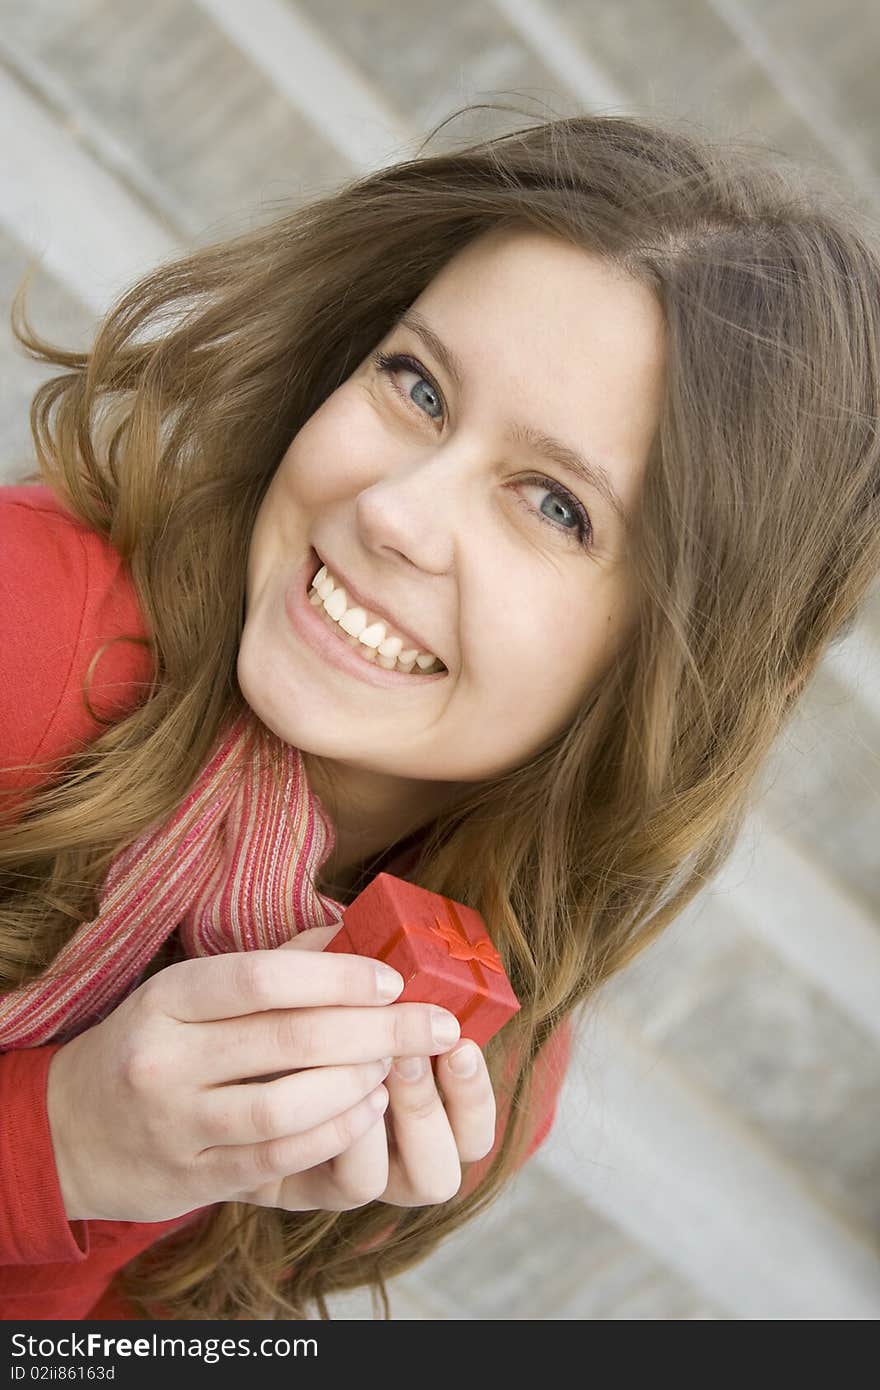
[
  {"x1": 357, "y1": 621, "x2": 386, "y2": 649},
  {"x1": 338, "y1": 605, "x2": 368, "y2": 637},
  {"x1": 323, "y1": 587, "x2": 347, "y2": 621},
  {"x1": 308, "y1": 564, "x2": 446, "y2": 675}
]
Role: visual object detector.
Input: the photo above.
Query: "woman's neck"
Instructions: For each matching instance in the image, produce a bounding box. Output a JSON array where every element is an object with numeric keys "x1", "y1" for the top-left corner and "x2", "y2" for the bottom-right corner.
[{"x1": 302, "y1": 751, "x2": 465, "y2": 897}]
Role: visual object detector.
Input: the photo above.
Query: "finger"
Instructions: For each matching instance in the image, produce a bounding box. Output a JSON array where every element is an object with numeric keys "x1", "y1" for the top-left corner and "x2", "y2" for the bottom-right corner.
[
  {"x1": 274, "y1": 922, "x2": 345, "y2": 951},
  {"x1": 379, "y1": 1055, "x2": 462, "y2": 1207},
  {"x1": 434, "y1": 1042, "x2": 497, "y2": 1163},
  {"x1": 190, "y1": 1001, "x2": 460, "y2": 1085},
  {"x1": 194, "y1": 1084, "x2": 390, "y2": 1197},
  {"x1": 286, "y1": 1106, "x2": 391, "y2": 1211},
  {"x1": 196, "y1": 1058, "x2": 393, "y2": 1146},
  {"x1": 152, "y1": 946, "x2": 404, "y2": 1023}
]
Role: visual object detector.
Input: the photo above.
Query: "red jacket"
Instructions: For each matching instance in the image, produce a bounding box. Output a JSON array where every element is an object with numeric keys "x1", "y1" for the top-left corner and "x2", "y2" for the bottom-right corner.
[{"x1": 0, "y1": 484, "x2": 571, "y2": 1320}]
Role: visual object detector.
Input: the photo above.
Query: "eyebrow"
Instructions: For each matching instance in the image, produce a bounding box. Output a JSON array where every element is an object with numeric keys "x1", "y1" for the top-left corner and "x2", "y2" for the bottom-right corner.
[{"x1": 394, "y1": 308, "x2": 629, "y2": 529}]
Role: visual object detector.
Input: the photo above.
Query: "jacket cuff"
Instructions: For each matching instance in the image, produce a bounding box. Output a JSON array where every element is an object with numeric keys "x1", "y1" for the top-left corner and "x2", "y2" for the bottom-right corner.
[{"x1": 0, "y1": 1043, "x2": 89, "y2": 1265}]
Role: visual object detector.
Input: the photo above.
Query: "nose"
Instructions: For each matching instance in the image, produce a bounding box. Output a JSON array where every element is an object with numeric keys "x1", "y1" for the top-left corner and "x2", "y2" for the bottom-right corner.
[{"x1": 355, "y1": 452, "x2": 460, "y2": 575}]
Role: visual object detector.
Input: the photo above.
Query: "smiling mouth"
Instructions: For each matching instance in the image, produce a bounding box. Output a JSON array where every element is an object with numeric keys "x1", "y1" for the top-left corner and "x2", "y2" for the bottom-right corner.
[{"x1": 306, "y1": 567, "x2": 447, "y2": 676}]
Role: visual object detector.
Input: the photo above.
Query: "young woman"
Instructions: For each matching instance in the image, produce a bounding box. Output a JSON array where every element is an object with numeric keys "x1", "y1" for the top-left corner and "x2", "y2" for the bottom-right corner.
[{"x1": 1, "y1": 108, "x2": 878, "y2": 1320}]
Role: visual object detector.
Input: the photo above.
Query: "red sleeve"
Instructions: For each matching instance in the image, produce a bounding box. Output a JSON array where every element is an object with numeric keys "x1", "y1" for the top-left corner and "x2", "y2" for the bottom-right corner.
[
  {"x1": 0, "y1": 486, "x2": 188, "y2": 1310},
  {"x1": 0, "y1": 1043, "x2": 91, "y2": 1265},
  {"x1": 523, "y1": 1015, "x2": 573, "y2": 1161},
  {"x1": 0, "y1": 484, "x2": 154, "y2": 818}
]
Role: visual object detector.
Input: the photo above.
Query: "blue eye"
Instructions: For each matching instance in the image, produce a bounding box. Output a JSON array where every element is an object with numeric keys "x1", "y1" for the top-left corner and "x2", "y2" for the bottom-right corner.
[
  {"x1": 370, "y1": 349, "x2": 594, "y2": 550},
  {"x1": 372, "y1": 350, "x2": 443, "y2": 421},
  {"x1": 516, "y1": 478, "x2": 593, "y2": 547}
]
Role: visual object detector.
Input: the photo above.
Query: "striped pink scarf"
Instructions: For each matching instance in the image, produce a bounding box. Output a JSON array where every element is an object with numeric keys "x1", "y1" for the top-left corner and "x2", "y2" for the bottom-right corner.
[{"x1": 0, "y1": 708, "x2": 347, "y2": 1050}]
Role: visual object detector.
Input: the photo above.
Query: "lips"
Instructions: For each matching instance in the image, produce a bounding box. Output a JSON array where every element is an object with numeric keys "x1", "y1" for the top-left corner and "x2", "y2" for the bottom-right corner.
[
  {"x1": 284, "y1": 553, "x2": 448, "y2": 690},
  {"x1": 312, "y1": 549, "x2": 439, "y2": 663}
]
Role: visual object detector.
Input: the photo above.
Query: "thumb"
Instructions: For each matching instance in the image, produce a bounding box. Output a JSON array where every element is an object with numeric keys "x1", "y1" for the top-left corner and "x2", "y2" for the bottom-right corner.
[{"x1": 275, "y1": 920, "x2": 345, "y2": 951}]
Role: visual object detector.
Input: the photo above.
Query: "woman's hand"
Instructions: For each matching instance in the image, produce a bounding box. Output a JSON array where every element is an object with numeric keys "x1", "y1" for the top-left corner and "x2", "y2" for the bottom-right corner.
[
  {"x1": 384, "y1": 1042, "x2": 497, "y2": 1203},
  {"x1": 300, "y1": 1042, "x2": 498, "y2": 1210},
  {"x1": 44, "y1": 922, "x2": 465, "y2": 1223}
]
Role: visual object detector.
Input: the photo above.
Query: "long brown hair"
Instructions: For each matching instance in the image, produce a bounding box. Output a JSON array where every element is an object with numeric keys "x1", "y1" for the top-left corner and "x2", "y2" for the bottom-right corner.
[{"x1": 2, "y1": 105, "x2": 879, "y2": 1318}]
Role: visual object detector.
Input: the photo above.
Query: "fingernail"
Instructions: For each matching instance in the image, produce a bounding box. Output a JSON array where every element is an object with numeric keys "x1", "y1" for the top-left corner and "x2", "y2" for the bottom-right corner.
[
  {"x1": 394, "y1": 1056, "x2": 426, "y2": 1080},
  {"x1": 447, "y1": 1042, "x2": 479, "y2": 1077},
  {"x1": 369, "y1": 1086, "x2": 389, "y2": 1112},
  {"x1": 375, "y1": 965, "x2": 404, "y2": 1001},
  {"x1": 431, "y1": 1009, "x2": 460, "y2": 1048}
]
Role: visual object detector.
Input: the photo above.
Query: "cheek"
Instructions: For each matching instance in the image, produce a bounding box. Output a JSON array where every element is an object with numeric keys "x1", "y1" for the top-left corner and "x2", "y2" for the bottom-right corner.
[
  {"x1": 474, "y1": 591, "x2": 572, "y2": 695},
  {"x1": 485, "y1": 579, "x2": 571, "y2": 664},
  {"x1": 485, "y1": 596, "x2": 598, "y2": 716},
  {"x1": 286, "y1": 387, "x2": 381, "y2": 503},
  {"x1": 245, "y1": 481, "x2": 281, "y2": 600}
]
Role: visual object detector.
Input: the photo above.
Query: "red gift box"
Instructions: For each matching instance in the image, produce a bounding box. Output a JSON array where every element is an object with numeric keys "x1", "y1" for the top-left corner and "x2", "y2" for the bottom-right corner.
[{"x1": 324, "y1": 872, "x2": 520, "y2": 1049}]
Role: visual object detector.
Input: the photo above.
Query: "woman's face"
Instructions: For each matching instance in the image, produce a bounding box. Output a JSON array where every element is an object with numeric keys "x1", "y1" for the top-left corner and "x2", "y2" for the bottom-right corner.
[{"x1": 240, "y1": 227, "x2": 665, "y2": 787}]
